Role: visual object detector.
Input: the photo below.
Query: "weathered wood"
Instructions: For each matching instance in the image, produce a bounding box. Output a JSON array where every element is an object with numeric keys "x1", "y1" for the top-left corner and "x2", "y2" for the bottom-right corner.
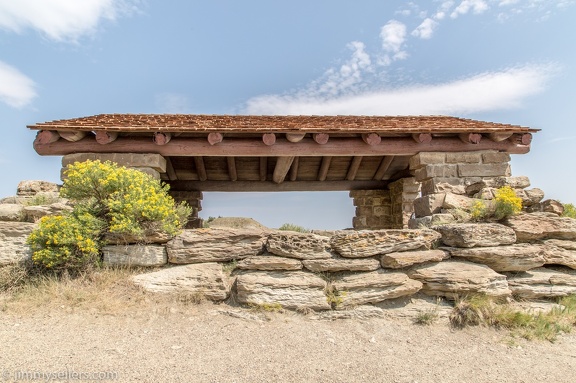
[
  {"x1": 259, "y1": 157, "x2": 267, "y2": 181},
  {"x1": 194, "y1": 156, "x2": 207, "y2": 181},
  {"x1": 458, "y1": 133, "x2": 482, "y2": 144},
  {"x1": 262, "y1": 133, "x2": 276, "y2": 146},
  {"x1": 286, "y1": 133, "x2": 306, "y2": 143},
  {"x1": 411, "y1": 133, "x2": 432, "y2": 144},
  {"x1": 318, "y1": 156, "x2": 332, "y2": 181},
  {"x1": 165, "y1": 157, "x2": 177, "y2": 181},
  {"x1": 272, "y1": 156, "x2": 294, "y2": 184},
  {"x1": 36, "y1": 130, "x2": 60, "y2": 145},
  {"x1": 373, "y1": 156, "x2": 395, "y2": 180},
  {"x1": 207, "y1": 132, "x2": 223, "y2": 145},
  {"x1": 153, "y1": 132, "x2": 172, "y2": 145},
  {"x1": 289, "y1": 157, "x2": 299, "y2": 181},
  {"x1": 95, "y1": 131, "x2": 119, "y2": 145},
  {"x1": 488, "y1": 132, "x2": 513, "y2": 142},
  {"x1": 170, "y1": 180, "x2": 389, "y2": 192},
  {"x1": 313, "y1": 133, "x2": 329, "y2": 145},
  {"x1": 59, "y1": 130, "x2": 87, "y2": 142},
  {"x1": 227, "y1": 157, "x2": 237, "y2": 181},
  {"x1": 33, "y1": 136, "x2": 532, "y2": 157},
  {"x1": 510, "y1": 133, "x2": 532, "y2": 145},
  {"x1": 361, "y1": 133, "x2": 381, "y2": 145},
  {"x1": 346, "y1": 156, "x2": 363, "y2": 181}
]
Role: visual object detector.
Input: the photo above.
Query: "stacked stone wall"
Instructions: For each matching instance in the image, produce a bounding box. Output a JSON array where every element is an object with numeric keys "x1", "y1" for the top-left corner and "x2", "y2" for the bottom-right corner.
[{"x1": 350, "y1": 190, "x2": 393, "y2": 230}]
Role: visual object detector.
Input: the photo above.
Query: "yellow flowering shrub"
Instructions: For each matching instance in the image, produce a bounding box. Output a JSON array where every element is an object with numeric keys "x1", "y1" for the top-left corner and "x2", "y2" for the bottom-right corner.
[{"x1": 470, "y1": 186, "x2": 522, "y2": 221}]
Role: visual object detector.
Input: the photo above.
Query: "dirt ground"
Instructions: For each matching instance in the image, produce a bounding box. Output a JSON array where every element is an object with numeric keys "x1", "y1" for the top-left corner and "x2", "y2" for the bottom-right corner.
[{"x1": 1, "y1": 301, "x2": 575, "y2": 383}]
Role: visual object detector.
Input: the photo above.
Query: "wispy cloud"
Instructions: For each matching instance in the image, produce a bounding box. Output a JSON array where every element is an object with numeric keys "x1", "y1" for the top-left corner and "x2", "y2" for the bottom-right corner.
[
  {"x1": 0, "y1": 0, "x2": 140, "y2": 42},
  {"x1": 411, "y1": 18, "x2": 438, "y2": 39},
  {"x1": 245, "y1": 64, "x2": 556, "y2": 116},
  {"x1": 0, "y1": 61, "x2": 36, "y2": 108},
  {"x1": 155, "y1": 93, "x2": 193, "y2": 114},
  {"x1": 379, "y1": 20, "x2": 408, "y2": 65}
]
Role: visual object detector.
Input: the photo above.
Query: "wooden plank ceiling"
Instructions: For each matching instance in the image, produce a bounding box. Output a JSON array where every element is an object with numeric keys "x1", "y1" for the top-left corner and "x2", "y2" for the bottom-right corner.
[{"x1": 28, "y1": 114, "x2": 537, "y2": 192}]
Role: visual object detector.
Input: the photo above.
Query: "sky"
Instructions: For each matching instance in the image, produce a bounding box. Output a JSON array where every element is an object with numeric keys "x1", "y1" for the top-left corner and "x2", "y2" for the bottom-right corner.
[{"x1": 1, "y1": 0, "x2": 575, "y2": 230}]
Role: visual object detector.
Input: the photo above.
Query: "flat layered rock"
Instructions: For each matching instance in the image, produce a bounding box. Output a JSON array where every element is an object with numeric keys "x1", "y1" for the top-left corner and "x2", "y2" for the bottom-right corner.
[
  {"x1": 542, "y1": 245, "x2": 576, "y2": 269},
  {"x1": 331, "y1": 270, "x2": 422, "y2": 308},
  {"x1": 543, "y1": 239, "x2": 576, "y2": 251},
  {"x1": 507, "y1": 267, "x2": 576, "y2": 299},
  {"x1": 102, "y1": 245, "x2": 167, "y2": 267},
  {"x1": 16, "y1": 180, "x2": 59, "y2": 196},
  {"x1": 167, "y1": 228, "x2": 266, "y2": 264},
  {"x1": 504, "y1": 213, "x2": 576, "y2": 242},
  {"x1": 330, "y1": 229, "x2": 441, "y2": 258},
  {"x1": 132, "y1": 263, "x2": 230, "y2": 300},
  {"x1": 447, "y1": 244, "x2": 546, "y2": 272},
  {"x1": 0, "y1": 221, "x2": 35, "y2": 266},
  {"x1": 22, "y1": 203, "x2": 73, "y2": 222},
  {"x1": 435, "y1": 223, "x2": 516, "y2": 248},
  {"x1": 236, "y1": 271, "x2": 330, "y2": 311},
  {"x1": 266, "y1": 231, "x2": 331, "y2": 259},
  {"x1": 237, "y1": 255, "x2": 303, "y2": 271},
  {"x1": 380, "y1": 249, "x2": 449, "y2": 269},
  {"x1": 104, "y1": 231, "x2": 173, "y2": 245},
  {"x1": 0, "y1": 204, "x2": 24, "y2": 222},
  {"x1": 408, "y1": 260, "x2": 511, "y2": 298},
  {"x1": 302, "y1": 258, "x2": 380, "y2": 272}
]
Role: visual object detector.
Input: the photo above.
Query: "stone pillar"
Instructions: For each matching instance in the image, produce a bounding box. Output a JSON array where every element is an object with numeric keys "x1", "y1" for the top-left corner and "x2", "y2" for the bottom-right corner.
[
  {"x1": 350, "y1": 190, "x2": 392, "y2": 230},
  {"x1": 169, "y1": 191, "x2": 203, "y2": 229},
  {"x1": 389, "y1": 177, "x2": 420, "y2": 229},
  {"x1": 61, "y1": 153, "x2": 167, "y2": 180}
]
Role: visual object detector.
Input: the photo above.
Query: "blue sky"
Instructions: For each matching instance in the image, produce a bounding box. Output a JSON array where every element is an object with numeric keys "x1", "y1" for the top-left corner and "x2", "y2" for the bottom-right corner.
[{"x1": 1, "y1": 0, "x2": 575, "y2": 229}]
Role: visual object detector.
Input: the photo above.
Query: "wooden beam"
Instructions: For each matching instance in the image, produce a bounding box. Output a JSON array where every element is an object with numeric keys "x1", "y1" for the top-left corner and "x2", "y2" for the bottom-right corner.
[
  {"x1": 289, "y1": 157, "x2": 299, "y2": 181},
  {"x1": 194, "y1": 156, "x2": 207, "y2": 181},
  {"x1": 207, "y1": 132, "x2": 223, "y2": 145},
  {"x1": 318, "y1": 156, "x2": 332, "y2": 181},
  {"x1": 262, "y1": 133, "x2": 276, "y2": 146},
  {"x1": 259, "y1": 157, "x2": 267, "y2": 181},
  {"x1": 286, "y1": 133, "x2": 306, "y2": 143},
  {"x1": 33, "y1": 136, "x2": 532, "y2": 157},
  {"x1": 313, "y1": 133, "x2": 329, "y2": 145},
  {"x1": 510, "y1": 133, "x2": 532, "y2": 145},
  {"x1": 346, "y1": 156, "x2": 363, "y2": 181},
  {"x1": 272, "y1": 156, "x2": 294, "y2": 184},
  {"x1": 59, "y1": 131, "x2": 86, "y2": 142},
  {"x1": 170, "y1": 180, "x2": 389, "y2": 192},
  {"x1": 95, "y1": 131, "x2": 118, "y2": 145},
  {"x1": 361, "y1": 133, "x2": 381, "y2": 146},
  {"x1": 165, "y1": 157, "x2": 177, "y2": 181},
  {"x1": 35, "y1": 130, "x2": 60, "y2": 145},
  {"x1": 488, "y1": 132, "x2": 513, "y2": 142},
  {"x1": 154, "y1": 132, "x2": 172, "y2": 145},
  {"x1": 458, "y1": 133, "x2": 482, "y2": 144},
  {"x1": 411, "y1": 133, "x2": 432, "y2": 144},
  {"x1": 373, "y1": 156, "x2": 395, "y2": 180},
  {"x1": 227, "y1": 157, "x2": 237, "y2": 181}
]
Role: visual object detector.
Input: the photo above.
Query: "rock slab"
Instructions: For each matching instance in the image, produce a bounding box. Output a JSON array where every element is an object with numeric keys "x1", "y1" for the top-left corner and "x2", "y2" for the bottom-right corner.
[
  {"x1": 380, "y1": 249, "x2": 449, "y2": 269},
  {"x1": 302, "y1": 258, "x2": 381, "y2": 272},
  {"x1": 504, "y1": 213, "x2": 576, "y2": 242},
  {"x1": 447, "y1": 244, "x2": 546, "y2": 272},
  {"x1": 0, "y1": 221, "x2": 35, "y2": 266},
  {"x1": 435, "y1": 223, "x2": 516, "y2": 248},
  {"x1": 236, "y1": 255, "x2": 303, "y2": 271},
  {"x1": 102, "y1": 245, "x2": 167, "y2": 267},
  {"x1": 507, "y1": 267, "x2": 576, "y2": 299},
  {"x1": 266, "y1": 231, "x2": 331, "y2": 259}
]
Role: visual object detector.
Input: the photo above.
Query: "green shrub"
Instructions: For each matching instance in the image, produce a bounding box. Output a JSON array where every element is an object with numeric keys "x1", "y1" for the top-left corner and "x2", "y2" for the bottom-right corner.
[
  {"x1": 470, "y1": 186, "x2": 522, "y2": 221},
  {"x1": 563, "y1": 203, "x2": 576, "y2": 219},
  {"x1": 278, "y1": 223, "x2": 310, "y2": 233}
]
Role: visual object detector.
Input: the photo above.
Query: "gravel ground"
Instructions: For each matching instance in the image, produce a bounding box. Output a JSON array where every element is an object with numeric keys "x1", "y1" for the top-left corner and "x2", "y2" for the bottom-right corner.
[{"x1": 1, "y1": 302, "x2": 576, "y2": 383}]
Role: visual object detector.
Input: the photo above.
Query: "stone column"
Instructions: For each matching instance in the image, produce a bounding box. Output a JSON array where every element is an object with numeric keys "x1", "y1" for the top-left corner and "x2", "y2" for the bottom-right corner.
[
  {"x1": 350, "y1": 190, "x2": 393, "y2": 230},
  {"x1": 389, "y1": 177, "x2": 420, "y2": 229},
  {"x1": 61, "y1": 153, "x2": 167, "y2": 180},
  {"x1": 169, "y1": 191, "x2": 203, "y2": 228}
]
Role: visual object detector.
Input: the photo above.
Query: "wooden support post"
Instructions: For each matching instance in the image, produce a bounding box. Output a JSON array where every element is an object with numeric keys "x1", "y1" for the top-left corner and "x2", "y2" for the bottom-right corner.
[
  {"x1": 373, "y1": 156, "x2": 395, "y2": 180},
  {"x1": 458, "y1": 133, "x2": 482, "y2": 144},
  {"x1": 194, "y1": 156, "x2": 207, "y2": 181},
  {"x1": 95, "y1": 131, "x2": 119, "y2": 145},
  {"x1": 317, "y1": 156, "x2": 332, "y2": 181},
  {"x1": 289, "y1": 157, "x2": 299, "y2": 181},
  {"x1": 227, "y1": 157, "x2": 237, "y2": 181},
  {"x1": 512, "y1": 133, "x2": 532, "y2": 145},
  {"x1": 59, "y1": 131, "x2": 86, "y2": 142},
  {"x1": 361, "y1": 133, "x2": 381, "y2": 145},
  {"x1": 259, "y1": 157, "x2": 267, "y2": 181},
  {"x1": 35, "y1": 130, "x2": 60, "y2": 145},
  {"x1": 272, "y1": 156, "x2": 294, "y2": 184},
  {"x1": 154, "y1": 132, "x2": 172, "y2": 145},
  {"x1": 488, "y1": 132, "x2": 513, "y2": 142},
  {"x1": 411, "y1": 133, "x2": 432, "y2": 144},
  {"x1": 165, "y1": 157, "x2": 177, "y2": 181},
  {"x1": 346, "y1": 156, "x2": 363, "y2": 181},
  {"x1": 313, "y1": 133, "x2": 329, "y2": 145},
  {"x1": 207, "y1": 132, "x2": 223, "y2": 145},
  {"x1": 286, "y1": 133, "x2": 306, "y2": 143},
  {"x1": 262, "y1": 133, "x2": 276, "y2": 146}
]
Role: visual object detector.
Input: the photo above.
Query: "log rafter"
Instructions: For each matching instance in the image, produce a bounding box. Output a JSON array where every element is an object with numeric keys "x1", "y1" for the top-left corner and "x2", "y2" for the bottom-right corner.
[
  {"x1": 272, "y1": 157, "x2": 295, "y2": 184},
  {"x1": 346, "y1": 156, "x2": 363, "y2": 181},
  {"x1": 318, "y1": 156, "x2": 332, "y2": 181}
]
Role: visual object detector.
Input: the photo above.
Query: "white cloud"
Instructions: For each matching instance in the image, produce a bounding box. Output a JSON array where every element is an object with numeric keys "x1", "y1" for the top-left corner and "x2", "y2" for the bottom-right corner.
[
  {"x1": 412, "y1": 18, "x2": 439, "y2": 39},
  {"x1": 379, "y1": 20, "x2": 408, "y2": 65},
  {"x1": 0, "y1": 0, "x2": 139, "y2": 41},
  {"x1": 0, "y1": 61, "x2": 36, "y2": 108},
  {"x1": 450, "y1": 0, "x2": 489, "y2": 18},
  {"x1": 244, "y1": 64, "x2": 555, "y2": 116},
  {"x1": 155, "y1": 93, "x2": 192, "y2": 114}
]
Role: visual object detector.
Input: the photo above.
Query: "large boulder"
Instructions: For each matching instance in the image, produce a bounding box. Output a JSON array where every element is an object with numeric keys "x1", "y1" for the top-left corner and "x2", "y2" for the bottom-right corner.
[
  {"x1": 330, "y1": 229, "x2": 441, "y2": 258},
  {"x1": 0, "y1": 204, "x2": 24, "y2": 222},
  {"x1": 507, "y1": 267, "x2": 576, "y2": 299},
  {"x1": 446, "y1": 244, "x2": 546, "y2": 272},
  {"x1": 236, "y1": 255, "x2": 303, "y2": 271},
  {"x1": 132, "y1": 263, "x2": 230, "y2": 300},
  {"x1": 331, "y1": 270, "x2": 422, "y2": 308},
  {"x1": 266, "y1": 231, "x2": 331, "y2": 260},
  {"x1": 408, "y1": 260, "x2": 511, "y2": 299},
  {"x1": 166, "y1": 228, "x2": 266, "y2": 263},
  {"x1": 504, "y1": 213, "x2": 576, "y2": 242},
  {"x1": 434, "y1": 223, "x2": 516, "y2": 248},
  {"x1": 302, "y1": 257, "x2": 380, "y2": 272},
  {"x1": 380, "y1": 249, "x2": 449, "y2": 269},
  {"x1": 102, "y1": 245, "x2": 167, "y2": 267},
  {"x1": 235, "y1": 271, "x2": 330, "y2": 311},
  {"x1": 0, "y1": 221, "x2": 35, "y2": 266}
]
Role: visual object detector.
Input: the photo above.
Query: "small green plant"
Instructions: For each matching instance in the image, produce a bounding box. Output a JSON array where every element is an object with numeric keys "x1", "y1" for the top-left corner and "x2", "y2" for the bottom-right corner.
[
  {"x1": 563, "y1": 203, "x2": 576, "y2": 219},
  {"x1": 24, "y1": 194, "x2": 60, "y2": 206},
  {"x1": 325, "y1": 285, "x2": 346, "y2": 309},
  {"x1": 278, "y1": 223, "x2": 310, "y2": 233}
]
